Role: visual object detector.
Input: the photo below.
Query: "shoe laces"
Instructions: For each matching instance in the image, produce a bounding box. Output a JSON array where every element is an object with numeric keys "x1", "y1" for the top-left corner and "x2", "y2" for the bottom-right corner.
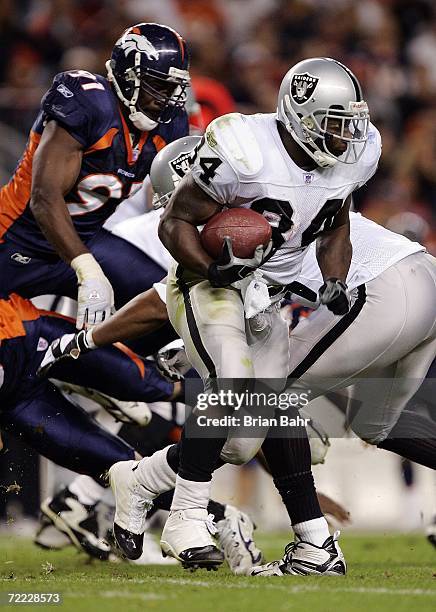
[
  {"x1": 128, "y1": 487, "x2": 153, "y2": 533},
  {"x1": 283, "y1": 539, "x2": 303, "y2": 563}
]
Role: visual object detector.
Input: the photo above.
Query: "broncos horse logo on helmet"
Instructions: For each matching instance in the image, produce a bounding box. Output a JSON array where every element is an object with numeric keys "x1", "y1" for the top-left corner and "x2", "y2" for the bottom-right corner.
[
  {"x1": 106, "y1": 23, "x2": 190, "y2": 131},
  {"x1": 122, "y1": 33, "x2": 160, "y2": 61}
]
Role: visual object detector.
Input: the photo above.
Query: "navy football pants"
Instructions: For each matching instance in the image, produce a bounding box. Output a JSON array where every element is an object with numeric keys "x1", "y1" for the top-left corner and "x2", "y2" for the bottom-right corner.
[{"x1": 0, "y1": 313, "x2": 175, "y2": 480}]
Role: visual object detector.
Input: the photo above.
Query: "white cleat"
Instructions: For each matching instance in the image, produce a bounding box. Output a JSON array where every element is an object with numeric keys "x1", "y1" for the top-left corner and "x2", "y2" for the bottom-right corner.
[
  {"x1": 160, "y1": 509, "x2": 224, "y2": 571},
  {"x1": 250, "y1": 531, "x2": 346, "y2": 576},
  {"x1": 216, "y1": 505, "x2": 263, "y2": 575},
  {"x1": 108, "y1": 460, "x2": 154, "y2": 560},
  {"x1": 55, "y1": 382, "x2": 152, "y2": 426},
  {"x1": 34, "y1": 514, "x2": 72, "y2": 551}
]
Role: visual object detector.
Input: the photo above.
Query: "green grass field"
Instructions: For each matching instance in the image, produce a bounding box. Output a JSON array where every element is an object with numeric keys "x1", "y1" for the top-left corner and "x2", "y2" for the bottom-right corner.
[{"x1": 0, "y1": 533, "x2": 435, "y2": 612}]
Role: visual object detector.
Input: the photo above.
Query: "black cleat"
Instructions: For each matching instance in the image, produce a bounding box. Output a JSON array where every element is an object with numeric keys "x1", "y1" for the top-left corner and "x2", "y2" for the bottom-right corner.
[
  {"x1": 112, "y1": 522, "x2": 144, "y2": 560},
  {"x1": 178, "y1": 545, "x2": 225, "y2": 570}
]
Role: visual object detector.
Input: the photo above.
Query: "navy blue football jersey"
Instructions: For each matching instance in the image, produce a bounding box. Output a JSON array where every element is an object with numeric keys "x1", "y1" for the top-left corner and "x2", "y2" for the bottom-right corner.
[{"x1": 0, "y1": 71, "x2": 188, "y2": 256}]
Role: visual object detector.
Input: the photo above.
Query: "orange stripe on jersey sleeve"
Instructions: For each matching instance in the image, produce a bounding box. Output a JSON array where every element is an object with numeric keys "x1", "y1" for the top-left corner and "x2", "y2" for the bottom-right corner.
[
  {"x1": 113, "y1": 342, "x2": 145, "y2": 379},
  {"x1": 0, "y1": 131, "x2": 41, "y2": 241},
  {"x1": 0, "y1": 294, "x2": 40, "y2": 340},
  {"x1": 153, "y1": 135, "x2": 167, "y2": 152},
  {"x1": 84, "y1": 127, "x2": 119, "y2": 155}
]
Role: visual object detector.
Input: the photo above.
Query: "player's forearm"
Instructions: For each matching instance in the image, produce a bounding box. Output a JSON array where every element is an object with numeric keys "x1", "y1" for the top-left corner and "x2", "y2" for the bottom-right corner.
[
  {"x1": 91, "y1": 288, "x2": 168, "y2": 346},
  {"x1": 30, "y1": 190, "x2": 89, "y2": 264},
  {"x1": 158, "y1": 216, "x2": 213, "y2": 277},
  {"x1": 316, "y1": 227, "x2": 352, "y2": 282}
]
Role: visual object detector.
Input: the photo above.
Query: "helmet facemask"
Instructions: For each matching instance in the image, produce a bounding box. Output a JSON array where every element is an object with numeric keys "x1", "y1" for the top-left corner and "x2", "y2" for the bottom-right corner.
[
  {"x1": 107, "y1": 55, "x2": 190, "y2": 131},
  {"x1": 280, "y1": 94, "x2": 369, "y2": 167}
]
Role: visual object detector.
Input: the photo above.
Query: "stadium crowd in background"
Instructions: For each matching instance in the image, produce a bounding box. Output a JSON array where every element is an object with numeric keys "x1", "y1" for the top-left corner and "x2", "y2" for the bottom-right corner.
[{"x1": 0, "y1": 0, "x2": 435, "y2": 253}]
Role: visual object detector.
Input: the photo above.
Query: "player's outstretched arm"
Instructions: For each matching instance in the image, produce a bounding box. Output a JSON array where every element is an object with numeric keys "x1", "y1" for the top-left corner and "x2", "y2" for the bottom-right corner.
[
  {"x1": 158, "y1": 173, "x2": 220, "y2": 277},
  {"x1": 31, "y1": 121, "x2": 115, "y2": 329},
  {"x1": 91, "y1": 286, "x2": 169, "y2": 346},
  {"x1": 37, "y1": 286, "x2": 169, "y2": 375}
]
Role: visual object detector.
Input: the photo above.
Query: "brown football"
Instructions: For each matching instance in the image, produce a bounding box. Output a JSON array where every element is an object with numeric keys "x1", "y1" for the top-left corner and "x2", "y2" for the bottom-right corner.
[{"x1": 201, "y1": 207, "x2": 272, "y2": 259}]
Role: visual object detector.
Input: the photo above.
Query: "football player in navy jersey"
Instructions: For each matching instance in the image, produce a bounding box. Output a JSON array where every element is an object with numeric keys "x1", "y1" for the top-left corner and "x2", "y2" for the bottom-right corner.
[
  {"x1": 0, "y1": 23, "x2": 189, "y2": 335},
  {"x1": 0, "y1": 294, "x2": 263, "y2": 566},
  {"x1": 0, "y1": 292, "x2": 184, "y2": 558}
]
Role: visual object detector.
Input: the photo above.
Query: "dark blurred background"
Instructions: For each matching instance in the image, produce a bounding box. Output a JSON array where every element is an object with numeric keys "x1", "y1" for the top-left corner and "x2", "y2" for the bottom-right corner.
[{"x1": 0, "y1": 0, "x2": 434, "y2": 243}]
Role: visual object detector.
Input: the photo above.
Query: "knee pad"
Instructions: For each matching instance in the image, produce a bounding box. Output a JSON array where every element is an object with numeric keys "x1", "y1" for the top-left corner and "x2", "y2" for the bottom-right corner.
[{"x1": 220, "y1": 437, "x2": 263, "y2": 465}]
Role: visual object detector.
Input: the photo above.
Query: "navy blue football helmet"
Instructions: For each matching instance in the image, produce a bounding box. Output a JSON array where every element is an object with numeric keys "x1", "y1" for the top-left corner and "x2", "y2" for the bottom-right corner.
[{"x1": 106, "y1": 23, "x2": 190, "y2": 131}]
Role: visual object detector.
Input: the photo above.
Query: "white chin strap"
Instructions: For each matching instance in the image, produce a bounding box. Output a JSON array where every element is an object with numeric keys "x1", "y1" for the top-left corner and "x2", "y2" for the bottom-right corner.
[
  {"x1": 106, "y1": 59, "x2": 159, "y2": 132},
  {"x1": 129, "y1": 109, "x2": 158, "y2": 131}
]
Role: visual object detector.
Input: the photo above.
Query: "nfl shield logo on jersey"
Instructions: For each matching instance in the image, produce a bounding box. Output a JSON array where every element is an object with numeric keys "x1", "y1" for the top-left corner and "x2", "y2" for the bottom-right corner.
[{"x1": 291, "y1": 73, "x2": 319, "y2": 105}]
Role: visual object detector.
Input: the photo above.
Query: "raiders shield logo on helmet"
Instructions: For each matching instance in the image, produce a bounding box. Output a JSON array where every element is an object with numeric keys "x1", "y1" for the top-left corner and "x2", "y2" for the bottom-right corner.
[
  {"x1": 169, "y1": 150, "x2": 197, "y2": 186},
  {"x1": 291, "y1": 73, "x2": 319, "y2": 105}
]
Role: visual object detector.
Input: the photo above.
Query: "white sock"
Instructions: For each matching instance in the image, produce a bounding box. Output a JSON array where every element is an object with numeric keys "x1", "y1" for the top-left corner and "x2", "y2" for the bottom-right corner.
[
  {"x1": 170, "y1": 475, "x2": 211, "y2": 512},
  {"x1": 134, "y1": 446, "x2": 176, "y2": 496},
  {"x1": 69, "y1": 475, "x2": 106, "y2": 506},
  {"x1": 293, "y1": 517, "x2": 330, "y2": 547}
]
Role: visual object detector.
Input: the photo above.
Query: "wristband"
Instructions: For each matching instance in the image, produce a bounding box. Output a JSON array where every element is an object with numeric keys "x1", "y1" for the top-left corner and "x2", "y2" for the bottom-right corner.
[
  {"x1": 85, "y1": 328, "x2": 97, "y2": 349},
  {"x1": 71, "y1": 253, "x2": 105, "y2": 283}
]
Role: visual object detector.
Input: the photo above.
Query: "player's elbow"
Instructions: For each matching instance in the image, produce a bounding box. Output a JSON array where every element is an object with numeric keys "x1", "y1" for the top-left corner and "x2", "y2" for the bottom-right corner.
[
  {"x1": 158, "y1": 214, "x2": 173, "y2": 249},
  {"x1": 30, "y1": 186, "x2": 53, "y2": 218}
]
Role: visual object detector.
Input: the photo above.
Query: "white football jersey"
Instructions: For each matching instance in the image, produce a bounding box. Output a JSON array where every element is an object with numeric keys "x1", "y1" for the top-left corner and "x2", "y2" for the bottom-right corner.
[
  {"x1": 191, "y1": 112, "x2": 382, "y2": 285},
  {"x1": 298, "y1": 211, "x2": 425, "y2": 292}
]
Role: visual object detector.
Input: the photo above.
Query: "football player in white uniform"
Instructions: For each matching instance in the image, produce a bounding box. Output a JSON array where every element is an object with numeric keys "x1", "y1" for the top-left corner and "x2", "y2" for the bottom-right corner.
[
  {"x1": 154, "y1": 57, "x2": 376, "y2": 572},
  {"x1": 40, "y1": 127, "x2": 436, "y2": 575},
  {"x1": 250, "y1": 215, "x2": 436, "y2": 576}
]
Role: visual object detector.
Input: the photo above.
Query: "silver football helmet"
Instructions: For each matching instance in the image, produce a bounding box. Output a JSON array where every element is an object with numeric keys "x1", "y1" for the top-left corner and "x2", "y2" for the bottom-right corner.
[
  {"x1": 277, "y1": 57, "x2": 370, "y2": 168},
  {"x1": 150, "y1": 135, "x2": 202, "y2": 208}
]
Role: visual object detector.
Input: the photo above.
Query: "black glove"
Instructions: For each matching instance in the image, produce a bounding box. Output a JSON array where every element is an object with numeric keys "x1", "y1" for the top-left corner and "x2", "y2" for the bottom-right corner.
[
  {"x1": 319, "y1": 278, "x2": 351, "y2": 315},
  {"x1": 37, "y1": 330, "x2": 92, "y2": 377},
  {"x1": 207, "y1": 236, "x2": 273, "y2": 288}
]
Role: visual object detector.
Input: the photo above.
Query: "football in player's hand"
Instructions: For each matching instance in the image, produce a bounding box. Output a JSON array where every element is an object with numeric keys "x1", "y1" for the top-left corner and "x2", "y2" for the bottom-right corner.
[{"x1": 201, "y1": 208, "x2": 272, "y2": 259}]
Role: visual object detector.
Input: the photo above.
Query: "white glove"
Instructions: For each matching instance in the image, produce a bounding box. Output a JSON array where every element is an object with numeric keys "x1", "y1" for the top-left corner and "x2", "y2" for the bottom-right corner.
[{"x1": 71, "y1": 253, "x2": 115, "y2": 329}]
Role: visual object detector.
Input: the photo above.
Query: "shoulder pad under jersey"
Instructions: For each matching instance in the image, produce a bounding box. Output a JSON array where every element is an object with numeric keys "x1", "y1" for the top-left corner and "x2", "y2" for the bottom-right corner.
[
  {"x1": 204, "y1": 113, "x2": 263, "y2": 179},
  {"x1": 41, "y1": 71, "x2": 113, "y2": 147}
]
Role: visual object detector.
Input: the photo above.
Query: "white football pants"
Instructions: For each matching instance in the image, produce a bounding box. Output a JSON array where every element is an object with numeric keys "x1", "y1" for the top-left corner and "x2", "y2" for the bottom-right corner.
[
  {"x1": 288, "y1": 252, "x2": 436, "y2": 443},
  {"x1": 166, "y1": 267, "x2": 290, "y2": 463}
]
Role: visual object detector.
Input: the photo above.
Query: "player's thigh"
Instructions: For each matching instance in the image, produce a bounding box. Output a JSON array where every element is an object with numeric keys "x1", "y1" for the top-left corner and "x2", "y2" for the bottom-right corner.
[
  {"x1": 167, "y1": 274, "x2": 252, "y2": 380},
  {"x1": 0, "y1": 241, "x2": 76, "y2": 299},
  {"x1": 387, "y1": 253, "x2": 436, "y2": 359},
  {"x1": 347, "y1": 332, "x2": 436, "y2": 443},
  {"x1": 1, "y1": 383, "x2": 134, "y2": 477},
  {"x1": 288, "y1": 290, "x2": 367, "y2": 383},
  {"x1": 220, "y1": 436, "x2": 265, "y2": 465},
  {"x1": 289, "y1": 265, "x2": 428, "y2": 385},
  {"x1": 89, "y1": 229, "x2": 166, "y2": 307}
]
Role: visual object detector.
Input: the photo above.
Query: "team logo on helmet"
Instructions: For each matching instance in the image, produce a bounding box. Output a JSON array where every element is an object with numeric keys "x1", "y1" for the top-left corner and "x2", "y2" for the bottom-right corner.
[
  {"x1": 120, "y1": 33, "x2": 159, "y2": 60},
  {"x1": 169, "y1": 150, "x2": 197, "y2": 185},
  {"x1": 290, "y1": 72, "x2": 319, "y2": 105}
]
